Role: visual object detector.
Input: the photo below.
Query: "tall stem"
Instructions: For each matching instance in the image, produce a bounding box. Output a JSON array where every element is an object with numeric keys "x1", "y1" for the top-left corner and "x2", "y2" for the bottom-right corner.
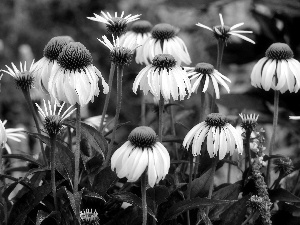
[
  {"x1": 105, "y1": 66, "x2": 123, "y2": 167},
  {"x1": 169, "y1": 100, "x2": 179, "y2": 160},
  {"x1": 22, "y1": 89, "x2": 47, "y2": 166},
  {"x1": 50, "y1": 136, "x2": 58, "y2": 211},
  {"x1": 99, "y1": 62, "x2": 116, "y2": 133},
  {"x1": 186, "y1": 152, "x2": 194, "y2": 225},
  {"x1": 141, "y1": 95, "x2": 146, "y2": 126},
  {"x1": 266, "y1": 90, "x2": 280, "y2": 187},
  {"x1": 158, "y1": 97, "x2": 164, "y2": 142},
  {"x1": 245, "y1": 129, "x2": 252, "y2": 170},
  {"x1": 0, "y1": 147, "x2": 8, "y2": 225},
  {"x1": 141, "y1": 172, "x2": 148, "y2": 225},
  {"x1": 206, "y1": 158, "x2": 217, "y2": 215},
  {"x1": 74, "y1": 103, "x2": 81, "y2": 193}
]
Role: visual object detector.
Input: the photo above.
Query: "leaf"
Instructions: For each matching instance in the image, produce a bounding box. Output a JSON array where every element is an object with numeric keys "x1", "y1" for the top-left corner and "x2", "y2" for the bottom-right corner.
[
  {"x1": 269, "y1": 188, "x2": 300, "y2": 203},
  {"x1": 36, "y1": 211, "x2": 61, "y2": 225},
  {"x1": 64, "y1": 188, "x2": 82, "y2": 223},
  {"x1": 82, "y1": 189, "x2": 106, "y2": 202},
  {"x1": 190, "y1": 168, "x2": 213, "y2": 198},
  {"x1": 209, "y1": 181, "x2": 242, "y2": 220},
  {"x1": 2, "y1": 154, "x2": 42, "y2": 166},
  {"x1": 7, "y1": 181, "x2": 63, "y2": 225},
  {"x1": 219, "y1": 194, "x2": 250, "y2": 225},
  {"x1": 147, "y1": 185, "x2": 170, "y2": 206},
  {"x1": 92, "y1": 166, "x2": 118, "y2": 195},
  {"x1": 111, "y1": 192, "x2": 156, "y2": 219},
  {"x1": 163, "y1": 197, "x2": 234, "y2": 221},
  {"x1": 63, "y1": 119, "x2": 108, "y2": 157}
]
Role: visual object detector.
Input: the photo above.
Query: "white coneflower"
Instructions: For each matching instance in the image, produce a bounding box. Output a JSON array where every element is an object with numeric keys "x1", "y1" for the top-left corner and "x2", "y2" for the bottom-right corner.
[
  {"x1": 48, "y1": 42, "x2": 109, "y2": 106},
  {"x1": 111, "y1": 126, "x2": 170, "y2": 187},
  {"x1": 87, "y1": 11, "x2": 141, "y2": 37},
  {"x1": 186, "y1": 62, "x2": 231, "y2": 99},
  {"x1": 183, "y1": 113, "x2": 243, "y2": 160},
  {"x1": 36, "y1": 99, "x2": 76, "y2": 137},
  {"x1": 119, "y1": 20, "x2": 153, "y2": 64},
  {"x1": 0, "y1": 119, "x2": 25, "y2": 154},
  {"x1": 196, "y1": 13, "x2": 255, "y2": 44},
  {"x1": 251, "y1": 43, "x2": 300, "y2": 93},
  {"x1": 1, "y1": 61, "x2": 35, "y2": 91},
  {"x1": 98, "y1": 35, "x2": 138, "y2": 66},
  {"x1": 140, "y1": 23, "x2": 191, "y2": 65},
  {"x1": 80, "y1": 209, "x2": 100, "y2": 225},
  {"x1": 133, "y1": 54, "x2": 192, "y2": 101},
  {"x1": 33, "y1": 36, "x2": 73, "y2": 92}
]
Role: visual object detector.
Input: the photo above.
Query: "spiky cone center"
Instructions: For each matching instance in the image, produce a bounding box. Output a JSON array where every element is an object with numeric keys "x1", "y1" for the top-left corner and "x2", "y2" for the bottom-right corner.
[
  {"x1": 80, "y1": 209, "x2": 99, "y2": 225},
  {"x1": 57, "y1": 42, "x2": 93, "y2": 73},
  {"x1": 128, "y1": 126, "x2": 157, "y2": 148},
  {"x1": 131, "y1": 20, "x2": 152, "y2": 34},
  {"x1": 195, "y1": 63, "x2": 214, "y2": 74},
  {"x1": 205, "y1": 113, "x2": 227, "y2": 127},
  {"x1": 110, "y1": 46, "x2": 133, "y2": 66},
  {"x1": 44, "y1": 115, "x2": 63, "y2": 137},
  {"x1": 15, "y1": 72, "x2": 35, "y2": 91},
  {"x1": 43, "y1": 36, "x2": 74, "y2": 61},
  {"x1": 274, "y1": 157, "x2": 294, "y2": 175},
  {"x1": 240, "y1": 116, "x2": 258, "y2": 132},
  {"x1": 265, "y1": 43, "x2": 294, "y2": 60},
  {"x1": 212, "y1": 25, "x2": 231, "y2": 41},
  {"x1": 152, "y1": 23, "x2": 177, "y2": 40},
  {"x1": 152, "y1": 54, "x2": 176, "y2": 74},
  {"x1": 106, "y1": 17, "x2": 127, "y2": 36}
]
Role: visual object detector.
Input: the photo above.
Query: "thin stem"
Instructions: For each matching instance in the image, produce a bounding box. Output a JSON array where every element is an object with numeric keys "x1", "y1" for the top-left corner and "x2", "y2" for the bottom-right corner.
[
  {"x1": 0, "y1": 147, "x2": 8, "y2": 225},
  {"x1": 241, "y1": 210, "x2": 257, "y2": 225},
  {"x1": 227, "y1": 155, "x2": 232, "y2": 183},
  {"x1": 266, "y1": 90, "x2": 280, "y2": 187},
  {"x1": 206, "y1": 157, "x2": 217, "y2": 215},
  {"x1": 104, "y1": 66, "x2": 123, "y2": 167},
  {"x1": 99, "y1": 62, "x2": 116, "y2": 133},
  {"x1": 170, "y1": 100, "x2": 179, "y2": 160},
  {"x1": 141, "y1": 172, "x2": 148, "y2": 225},
  {"x1": 199, "y1": 92, "x2": 206, "y2": 123},
  {"x1": 50, "y1": 136, "x2": 58, "y2": 211},
  {"x1": 22, "y1": 89, "x2": 47, "y2": 166},
  {"x1": 67, "y1": 127, "x2": 73, "y2": 151},
  {"x1": 141, "y1": 95, "x2": 146, "y2": 126},
  {"x1": 186, "y1": 152, "x2": 194, "y2": 225},
  {"x1": 74, "y1": 103, "x2": 81, "y2": 193},
  {"x1": 245, "y1": 129, "x2": 252, "y2": 170},
  {"x1": 158, "y1": 97, "x2": 164, "y2": 143}
]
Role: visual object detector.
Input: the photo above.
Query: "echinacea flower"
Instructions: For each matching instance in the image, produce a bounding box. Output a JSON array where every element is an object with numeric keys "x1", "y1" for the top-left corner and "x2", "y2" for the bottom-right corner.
[
  {"x1": 33, "y1": 36, "x2": 73, "y2": 92},
  {"x1": 111, "y1": 126, "x2": 170, "y2": 187},
  {"x1": 1, "y1": 61, "x2": 35, "y2": 91},
  {"x1": 0, "y1": 119, "x2": 26, "y2": 154},
  {"x1": 80, "y1": 209, "x2": 100, "y2": 225},
  {"x1": 87, "y1": 11, "x2": 141, "y2": 37},
  {"x1": 239, "y1": 113, "x2": 259, "y2": 131},
  {"x1": 196, "y1": 13, "x2": 255, "y2": 44},
  {"x1": 183, "y1": 113, "x2": 243, "y2": 159},
  {"x1": 133, "y1": 54, "x2": 192, "y2": 101},
  {"x1": 48, "y1": 42, "x2": 109, "y2": 106},
  {"x1": 98, "y1": 35, "x2": 138, "y2": 66},
  {"x1": 251, "y1": 43, "x2": 300, "y2": 93},
  {"x1": 186, "y1": 63, "x2": 231, "y2": 99},
  {"x1": 119, "y1": 20, "x2": 153, "y2": 64},
  {"x1": 36, "y1": 99, "x2": 76, "y2": 137},
  {"x1": 140, "y1": 23, "x2": 191, "y2": 65}
]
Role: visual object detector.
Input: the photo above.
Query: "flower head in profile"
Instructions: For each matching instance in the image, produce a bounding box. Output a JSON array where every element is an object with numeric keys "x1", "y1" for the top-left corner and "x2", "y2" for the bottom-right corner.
[
  {"x1": 274, "y1": 157, "x2": 294, "y2": 176},
  {"x1": 98, "y1": 35, "x2": 138, "y2": 66},
  {"x1": 133, "y1": 54, "x2": 192, "y2": 101},
  {"x1": 0, "y1": 119, "x2": 26, "y2": 153},
  {"x1": 239, "y1": 113, "x2": 259, "y2": 132},
  {"x1": 251, "y1": 43, "x2": 300, "y2": 93},
  {"x1": 196, "y1": 13, "x2": 255, "y2": 44},
  {"x1": 87, "y1": 11, "x2": 141, "y2": 37},
  {"x1": 186, "y1": 63, "x2": 231, "y2": 99},
  {"x1": 80, "y1": 209, "x2": 100, "y2": 225},
  {"x1": 33, "y1": 36, "x2": 74, "y2": 92},
  {"x1": 119, "y1": 20, "x2": 153, "y2": 64},
  {"x1": 48, "y1": 42, "x2": 109, "y2": 106},
  {"x1": 1, "y1": 61, "x2": 35, "y2": 91},
  {"x1": 111, "y1": 126, "x2": 170, "y2": 187},
  {"x1": 36, "y1": 99, "x2": 76, "y2": 137},
  {"x1": 183, "y1": 113, "x2": 243, "y2": 159},
  {"x1": 140, "y1": 23, "x2": 191, "y2": 65}
]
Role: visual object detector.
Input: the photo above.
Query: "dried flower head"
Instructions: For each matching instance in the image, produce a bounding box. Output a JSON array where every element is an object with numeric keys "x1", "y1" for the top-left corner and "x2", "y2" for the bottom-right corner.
[{"x1": 274, "y1": 157, "x2": 294, "y2": 176}]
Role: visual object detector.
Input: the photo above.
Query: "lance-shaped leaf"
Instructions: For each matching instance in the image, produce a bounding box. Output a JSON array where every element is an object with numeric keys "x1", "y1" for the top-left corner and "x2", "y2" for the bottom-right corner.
[
  {"x1": 64, "y1": 188, "x2": 82, "y2": 223},
  {"x1": 190, "y1": 168, "x2": 213, "y2": 198},
  {"x1": 2, "y1": 154, "x2": 42, "y2": 166},
  {"x1": 36, "y1": 210, "x2": 61, "y2": 225},
  {"x1": 269, "y1": 188, "x2": 300, "y2": 203},
  {"x1": 92, "y1": 166, "x2": 118, "y2": 195}
]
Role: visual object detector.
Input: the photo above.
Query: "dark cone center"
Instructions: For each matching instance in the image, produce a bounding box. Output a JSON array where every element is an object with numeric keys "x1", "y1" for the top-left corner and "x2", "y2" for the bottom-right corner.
[
  {"x1": 57, "y1": 42, "x2": 93, "y2": 72},
  {"x1": 205, "y1": 113, "x2": 227, "y2": 127},
  {"x1": 152, "y1": 54, "x2": 176, "y2": 72},
  {"x1": 265, "y1": 43, "x2": 293, "y2": 60},
  {"x1": 131, "y1": 20, "x2": 153, "y2": 34},
  {"x1": 107, "y1": 17, "x2": 127, "y2": 36},
  {"x1": 128, "y1": 126, "x2": 157, "y2": 148},
  {"x1": 43, "y1": 36, "x2": 74, "y2": 61},
  {"x1": 212, "y1": 25, "x2": 231, "y2": 41},
  {"x1": 152, "y1": 23, "x2": 177, "y2": 40},
  {"x1": 195, "y1": 63, "x2": 214, "y2": 74}
]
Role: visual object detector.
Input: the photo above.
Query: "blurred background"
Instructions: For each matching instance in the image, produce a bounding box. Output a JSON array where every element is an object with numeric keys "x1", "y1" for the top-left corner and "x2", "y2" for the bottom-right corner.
[{"x1": 1, "y1": 0, "x2": 300, "y2": 184}]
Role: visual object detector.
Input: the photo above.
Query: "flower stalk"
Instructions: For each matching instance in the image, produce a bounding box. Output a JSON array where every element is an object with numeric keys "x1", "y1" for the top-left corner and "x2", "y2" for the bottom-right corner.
[
  {"x1": 206, "y1": 157, "x2": 218, "y2": 215},
  {"x1": 50, "y1": 136, "x2": 58, "y2": 211},
  {"x1": 74, "y1": 103, "x2": 81, "y2": 193},
  {"x1": 158, "y1": 97, "x2": 164, "y2": 142},
  {"x1": 141, "y1": 172, "x2": 148, "y2": 225}
]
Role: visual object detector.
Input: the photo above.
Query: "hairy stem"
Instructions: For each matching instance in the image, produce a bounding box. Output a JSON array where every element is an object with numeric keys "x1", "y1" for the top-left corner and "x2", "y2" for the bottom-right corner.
[
  {"x1": 141, "y1": 95, "x2": 146, "y2": 126},
  {"x1": 141, "y1": 172, "x2": 148, "y2": 225},
  {"x1": 186, "y1": 152, "x2": 194, "y2": 225},
  {"x1": 206, "y1": 158, "x2": 217, "y2": 215},
  {"x1": 50, "y1": 136, "x2": 58, "y2": 211},
  {"x1": 245, "y1": 129, "x2": 252, "y2": 170},
  {"x1": 100, "y1": 62, "x2": 116, "y2": 133},
  {"x1": 169, "y1": 100, "x2": 179, "y2": 160},
  {"x1": 158, "y1": 97, "x2": 164, "y2": 142},
  {"x1": 74, "y1": 103, "x2": 81, "y2": 193},
  {"x1": 266, "y1": 90, "x2": 279, "y2": 186}
]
